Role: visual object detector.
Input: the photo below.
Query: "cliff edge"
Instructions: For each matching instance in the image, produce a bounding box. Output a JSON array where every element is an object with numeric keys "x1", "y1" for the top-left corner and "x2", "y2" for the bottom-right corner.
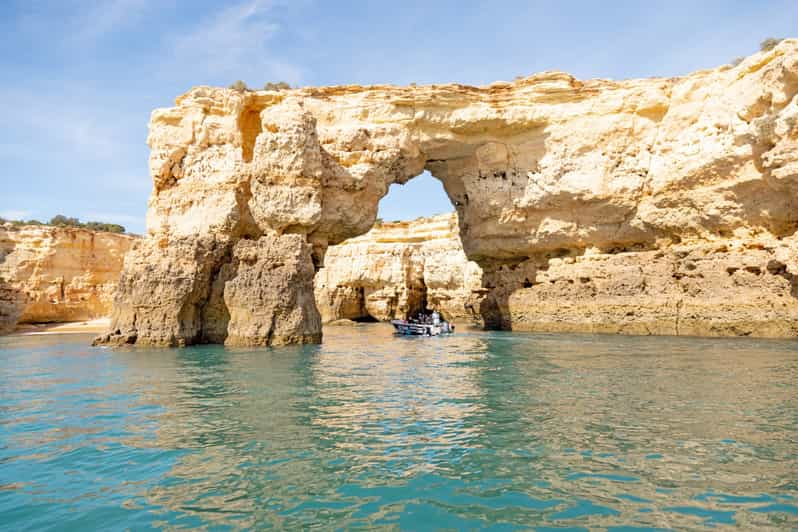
[{"x1": 0, "y1": 225, "x2": 136, "y2": 334}]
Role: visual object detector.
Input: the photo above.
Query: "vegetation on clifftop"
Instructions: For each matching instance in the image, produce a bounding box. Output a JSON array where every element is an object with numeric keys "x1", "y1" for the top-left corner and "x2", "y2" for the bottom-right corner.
[
  {"x1": 760, "y1": 37, "x2": 784, "y2": 52},
  {"x1": 0, "y1": 214, "x2": 126, "y2": 234},
  {"x1": 229, "y1": 80, "x2": 293, "y2": 92},
  {"x1": 263, "y1": 81, "x2": 291, "y2": 91},
  {"x1": 728, "y1": 37, "x2": 785, "y2": 66}
]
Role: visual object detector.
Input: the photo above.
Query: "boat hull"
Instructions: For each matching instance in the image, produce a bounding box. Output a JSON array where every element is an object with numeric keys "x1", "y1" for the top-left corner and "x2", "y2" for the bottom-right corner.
[{"x1": 390, "y1": 320, "x2": 452, "y2": 336}]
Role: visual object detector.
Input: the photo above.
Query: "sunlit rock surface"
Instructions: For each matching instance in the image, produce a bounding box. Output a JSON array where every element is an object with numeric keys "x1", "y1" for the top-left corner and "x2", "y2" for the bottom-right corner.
[
  {"x1": 101, "y1": 40, "x2": 798, "y2": 345},
  {"x1": 314, "y1": 213, "x2": 483, "y2": 323},
  {"x1": 0, "y1": 225, "x2": 135, "y2": 334}
]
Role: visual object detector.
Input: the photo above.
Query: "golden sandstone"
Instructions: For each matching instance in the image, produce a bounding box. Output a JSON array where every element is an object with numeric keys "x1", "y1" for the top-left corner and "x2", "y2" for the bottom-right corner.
[
  {"x1": 315, "y1": 214, "x2": 483, "y2": 325},
  {"x1": 0, "y1": 225, "x2": 134, "y2": 334},
  {"x1": 49, "y1": 40, "x2": 798, "y2": 345}
]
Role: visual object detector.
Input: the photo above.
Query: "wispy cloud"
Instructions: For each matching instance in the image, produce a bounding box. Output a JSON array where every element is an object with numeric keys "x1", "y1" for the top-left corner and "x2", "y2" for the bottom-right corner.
[
  {"x1": 168, "y1": 0, "x2": 302, "y2": 85},
  {"x1": 69, "y1": 0, "x2": 155, "y2": 43},
  {"x1": 11, "y1": 0, "x2": 157, "y2": 48},
  {"x1": 0, "y1": 91, "x2": 130, "y2": 160},
  {"x1": 0, "y1": 210, "x2": 32, "y2": 221}
]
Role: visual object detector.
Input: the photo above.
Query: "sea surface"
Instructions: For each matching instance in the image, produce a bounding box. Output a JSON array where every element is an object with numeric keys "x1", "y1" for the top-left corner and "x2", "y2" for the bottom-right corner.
[{"x1": 1, "y1": 324, "x2": 797, "y2": 530}]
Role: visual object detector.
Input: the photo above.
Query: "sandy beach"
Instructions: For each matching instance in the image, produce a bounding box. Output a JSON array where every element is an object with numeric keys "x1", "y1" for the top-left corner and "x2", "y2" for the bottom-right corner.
[{"x1": 12, "y1": 318, "x2": 110, "y2": 336}]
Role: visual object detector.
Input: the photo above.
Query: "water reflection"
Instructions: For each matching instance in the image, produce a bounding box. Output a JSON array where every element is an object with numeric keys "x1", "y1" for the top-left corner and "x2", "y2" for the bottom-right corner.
[
  {"x1": 0, "y1": 327, "x2": 796, "y2": 529},
  {"x1": 307, "y1": 327, "x2": 489, "y2": 473}
]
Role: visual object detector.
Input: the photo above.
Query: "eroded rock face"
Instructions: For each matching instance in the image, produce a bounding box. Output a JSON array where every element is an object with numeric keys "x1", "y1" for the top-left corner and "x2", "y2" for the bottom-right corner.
[
  {"x1": 314, "y1": 213, "x2": 483, "y2": 323},
  {"x1": 0, "y1": 225, "x2": 135, "y2": 334},
  {"x1": 101, "y1": 40, "x2": 798, "y2": 345},
  {"x1": 223, "y1": 235, "x2": 321, "y2": 347},
  {"x1": 480, "y1": 235, "x2": 798, "y2": 337},
  {"x1": 0, "y1": 283, "x2": 25, "y2": 335}
]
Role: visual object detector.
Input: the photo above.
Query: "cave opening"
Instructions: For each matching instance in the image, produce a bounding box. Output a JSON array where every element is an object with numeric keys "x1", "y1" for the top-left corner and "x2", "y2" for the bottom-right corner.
[
  {"x1": 351, "y1": 314, "x2": 379, "y2": 323},
  {"x1": 316, "y1": 165, "x2": 481, "y2": 327},
  {"x1": 373, "y1": 168, "x2": 473, "y2": 323}
]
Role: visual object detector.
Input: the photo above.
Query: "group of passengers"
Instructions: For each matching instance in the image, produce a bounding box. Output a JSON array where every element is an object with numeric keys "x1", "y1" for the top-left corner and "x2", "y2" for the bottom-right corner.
[{"x1": 409, "y1": 311, "x2": 442, "y2": 325}]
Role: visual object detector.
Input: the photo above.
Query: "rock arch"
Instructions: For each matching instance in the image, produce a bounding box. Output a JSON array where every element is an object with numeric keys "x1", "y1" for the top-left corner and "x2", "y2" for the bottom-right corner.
[
  {"x1": 313, "y1": 212, "x2": 480, "y2": 325},
  {"x1": 97, "y1": 40, "x2": 798, "y2": 346}
]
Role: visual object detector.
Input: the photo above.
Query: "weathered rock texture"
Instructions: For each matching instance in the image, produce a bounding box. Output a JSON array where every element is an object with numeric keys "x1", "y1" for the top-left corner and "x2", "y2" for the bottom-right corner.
[
  {"x1": 100, "y1": 39, "x2": 798, "y2": 345},
  {"x1": 314, "y1": 213, "x2": 483, "y2": 323},
  {"x1": 0, "y1": 225, "x2": 135, "y2": 334},
  {"x1": 487, "y1": 236, "x2": 798, "y2": 337}
]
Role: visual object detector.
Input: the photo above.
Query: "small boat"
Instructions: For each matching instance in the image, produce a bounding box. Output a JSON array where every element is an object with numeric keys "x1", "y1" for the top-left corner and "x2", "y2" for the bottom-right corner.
[{"x1": 391, "y1": 311, "x2": 454, "y2": 336}]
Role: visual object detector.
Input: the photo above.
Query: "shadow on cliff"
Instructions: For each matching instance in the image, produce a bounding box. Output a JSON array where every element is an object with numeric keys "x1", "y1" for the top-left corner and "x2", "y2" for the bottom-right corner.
[
  {"x1": 726, "y1": 153, "x2": 798, "y2": 242},
  {"x1": 0, "y1": 280, "x2": 26, "y2": 335},
  {"x1": 767, "y1": 259, "x2": 798, "y2": 300},
  {"x1": 476, "y1": 259, "x2": 537, "y2": 331},
  {"x1": 0, "y1": 245, "x2": 25, "y2": 334},
  {"x1": 474, "y1": 247, "x2": 596, "y2": 331}
]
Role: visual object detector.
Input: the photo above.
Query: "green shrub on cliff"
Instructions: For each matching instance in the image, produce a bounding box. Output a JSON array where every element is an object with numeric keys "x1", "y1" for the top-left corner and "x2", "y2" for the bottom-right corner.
[
  {"x1": 730, "y1": 37, "x2": 786, "y2": 66},
  {"x1": 43, "y1": 214, "x2": 126, "y2": 233},
  {"x1": 49, "y1": 215, "x2": 81, "y2": 227},
  {"x1": 84, "y1": 221, "x2": 125, "y2": 233},
  {"x1": 263, "y1": 81, "x2": 291, "y2": 91},
  {"x1": 0, "y1": 216, "x2": 46, "y2": 228},
  {"x1": 229, "y1": 80, "x2": 250, "y2": 92},
  {"x1": 1, "y1": 218, "x2": 45, "y2": 230},
  {"x1": 760, "y1": 37, "x2": 783, "y2": 52}
]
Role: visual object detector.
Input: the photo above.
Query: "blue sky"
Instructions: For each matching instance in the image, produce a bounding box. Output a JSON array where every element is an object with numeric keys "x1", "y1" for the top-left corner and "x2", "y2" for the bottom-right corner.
[{"x1": 1, "y1": 0, "x2": 795, "y2": 233}]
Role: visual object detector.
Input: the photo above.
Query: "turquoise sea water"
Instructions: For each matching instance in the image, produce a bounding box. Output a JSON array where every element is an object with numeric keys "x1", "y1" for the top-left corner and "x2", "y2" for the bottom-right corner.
[{"x1": 1, "y1": 324, "x2": 797, "y2": 530}]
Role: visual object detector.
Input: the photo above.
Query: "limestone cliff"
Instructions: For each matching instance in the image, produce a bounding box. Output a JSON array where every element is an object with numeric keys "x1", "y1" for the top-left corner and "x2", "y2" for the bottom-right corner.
[
  {"x1": 0, "y1": 225, "x2": 136, "y2": 334},
  {"x1": 315, "y1": 213, "x2": 483, "y2": 323},
  {"x1": 99, "y1": 39, "x2": 798, "y2": 346}
]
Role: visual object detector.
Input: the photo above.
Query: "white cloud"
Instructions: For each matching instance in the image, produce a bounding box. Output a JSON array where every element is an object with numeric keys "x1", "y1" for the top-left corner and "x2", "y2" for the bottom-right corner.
[
  {"x1": 168, "y1": 0, "x2": 302, "y2": 85},
  {"x1": 0, "y1": 87, "x2": 138, "y2": 160},
  {"x1": 0, "y1": 210, "x2": 32, "y2": 221},
  {"x1": 69, "y1": 0, "x2": 155, "y2": 44},
  {"x1": 13, "y1": 0, "x2": 157, "y2": 48}
]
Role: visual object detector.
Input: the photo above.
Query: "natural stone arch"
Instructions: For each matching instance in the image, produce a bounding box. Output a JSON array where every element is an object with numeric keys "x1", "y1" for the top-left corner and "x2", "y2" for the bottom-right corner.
[
  {"x1": 312, "y1": 211, "x2": 481, "y2": 325},
  {"x1": 96, "y1": 40, "x2": 798, "y2": 346}
]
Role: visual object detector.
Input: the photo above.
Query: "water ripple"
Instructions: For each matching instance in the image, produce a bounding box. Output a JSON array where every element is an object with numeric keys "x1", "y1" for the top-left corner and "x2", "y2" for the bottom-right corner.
[{"x1": 0, "y1": 325, "x2": 796, "y2": 529}]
